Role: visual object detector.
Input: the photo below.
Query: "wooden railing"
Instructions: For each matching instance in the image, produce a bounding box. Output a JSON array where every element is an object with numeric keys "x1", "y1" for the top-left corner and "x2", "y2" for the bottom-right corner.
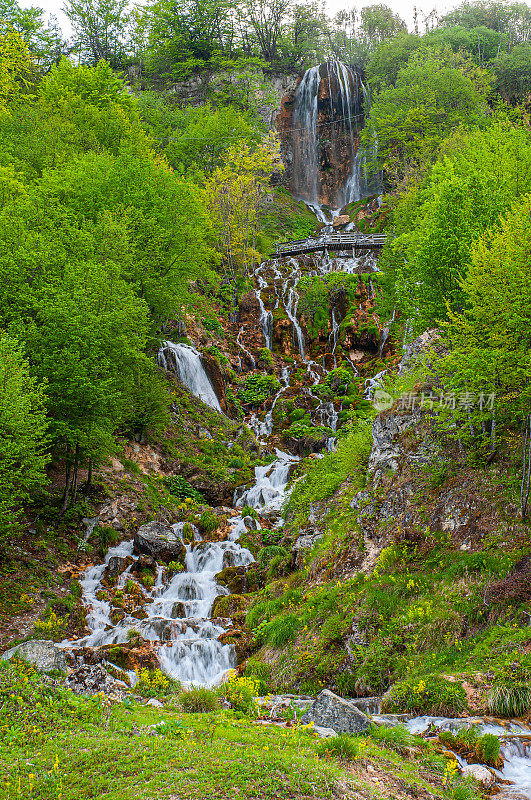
[{"x1": 272, "y1": 232, "x2": 386, "y2": 258}]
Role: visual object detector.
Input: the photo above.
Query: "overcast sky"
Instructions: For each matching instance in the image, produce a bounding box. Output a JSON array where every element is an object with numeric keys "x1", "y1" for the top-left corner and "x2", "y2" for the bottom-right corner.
[{"x1": 18, "y1": 0, "x2": 459, "y2": 42}]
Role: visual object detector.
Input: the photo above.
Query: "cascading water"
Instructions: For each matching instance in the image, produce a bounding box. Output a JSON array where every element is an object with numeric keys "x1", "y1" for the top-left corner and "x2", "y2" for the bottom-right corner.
[
  {"x1": 371, "y1": 714, "x2": 531, "y2": 798},
  {"x1": 291, "y1": 60, "x2": 377, "y2": 210},
  {"x1": 71, "y1": 452, "x2": 298, "y2": 687},
  {"x1": 158, "y1": 341, "x2": 222, "y2": 412},
  {"x1": 291, "y1": 65, "x2": 321, "y2": 206}
]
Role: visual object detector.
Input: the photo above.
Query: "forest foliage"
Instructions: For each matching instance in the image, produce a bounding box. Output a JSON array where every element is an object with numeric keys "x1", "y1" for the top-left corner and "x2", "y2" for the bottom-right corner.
[{"x1": 3, "y1": 0, "x2": 531, "y2": 534}]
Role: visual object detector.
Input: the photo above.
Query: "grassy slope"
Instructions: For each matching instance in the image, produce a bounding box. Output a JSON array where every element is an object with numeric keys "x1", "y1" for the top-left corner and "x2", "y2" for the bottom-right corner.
[
  {"x1": 0, "y1": 662, "x2": 464, "y2": 800},
  {"x1": 242, "y1": 379, "x2": 531, "y2": 716}
]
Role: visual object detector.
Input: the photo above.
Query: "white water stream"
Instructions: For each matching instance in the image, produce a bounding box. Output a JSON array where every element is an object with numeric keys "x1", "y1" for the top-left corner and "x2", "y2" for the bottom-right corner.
[
  {"x1": 72, "y1": 453, "x2": 297, "y2": 687},
  {"x1": 372, "y1": 714, "x2": 531, "y2": 797},
  {"x1": 158, "y1": 341, "x2": 222, "y2": 412}
]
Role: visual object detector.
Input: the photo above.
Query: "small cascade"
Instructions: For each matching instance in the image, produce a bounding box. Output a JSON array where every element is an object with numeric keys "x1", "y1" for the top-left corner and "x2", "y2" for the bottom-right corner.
[
  {"x1": 378, "y1": 308, "x2": 395, "y2": 359},
  {"x1": 283, "y1": 275, "x2": 306, "y2": 359},
  {"x1": 328, "y1": 308, "x2": 340, "y2": 366},
  {"x1": 72, "y1": 449, "x2": 298, "y2": 687},
  {"x1": 237, "y1": 326, "x2": 256, "y2": 369},
  {"x1": 371, "y1": 715, "x2": 531, "y2": 799},
  {"x1": 235, "y1": 450, "x2": 299, "y2": 514},
  {"x1": 255, "y1": 269, "x2": 273, "y2": 349},
  {"x1": 158, "y1": 341, "x2": 222, "y2": 412}
]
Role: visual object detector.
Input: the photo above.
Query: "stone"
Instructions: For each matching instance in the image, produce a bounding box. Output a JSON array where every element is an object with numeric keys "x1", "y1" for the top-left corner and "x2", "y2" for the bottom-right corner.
[
  {"x1": 134, "y1": 554, "x2": 157, "y2": 573},
  {"x1": 215, "y1": 565, "x2": 249, "y2": 593},
  {"x1": 171, "y1": 602, "x2": 186, "y2": 618},
  {"x1": 314, "y1": 726, "x2": 338, "y2": 738},
  {"x1": 292, "y1": 532, "x2": 323, "y2": 567},
  {"x1": 460, "y1": 764, "x2": 495, "y2": 787},
  {"x1": 2, "y1": 639, "x2": 67, "y2": 673},
  {"x1": 147, "y1": 698, "x2": 164, "y2": 708},
  {"x1": 67, "y1": 664, "x2": 125, "y2": 696},
  {"x1": 107, "y1": 556, "x2": 127, "y2": 577},
  {"x1": 300, "y1": 690, "x2": 371, "y2": 734},
  {"x1": 243, "y1": 515, "x2": 259, "y2": 531},
  {"x1": 133, "y1": 522, "x2": 186, "y2": 564},
  {"x1": 332, "y1": 215, "x2": 350, "y2": 228}
]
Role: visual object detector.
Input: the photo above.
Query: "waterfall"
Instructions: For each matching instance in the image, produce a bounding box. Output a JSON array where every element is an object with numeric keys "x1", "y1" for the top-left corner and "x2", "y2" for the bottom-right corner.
[
  {"x1": 292, "y1": 65, "x2": 321, "y2": 205},
  {"x1": 69, "y1": 451, "x2": 298, "y2": 687},
  {"x1": 291, "y1": 60, "x2": 374, "y2": 209},
  {"x1": 158, "y1": 341, "x2": 222, "y2": 412}
]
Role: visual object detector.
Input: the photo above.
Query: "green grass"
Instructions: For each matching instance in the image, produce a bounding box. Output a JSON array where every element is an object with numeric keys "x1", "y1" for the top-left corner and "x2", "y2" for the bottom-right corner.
[{"x1": 0, "y1": 661, "x2": 473, "y2": 800}]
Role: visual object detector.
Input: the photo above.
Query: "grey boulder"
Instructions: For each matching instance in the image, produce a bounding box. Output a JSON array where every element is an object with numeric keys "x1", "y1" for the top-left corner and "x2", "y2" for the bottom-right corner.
[
  {"x1": 2, "y1": 639, "x2": 67, "y2": 673},
  {"x1": 301, "y1": 690, "x2": 371, "y2": 734},
  {"x1": 133, "y1": 522, "x2": 186, "y2": 564}
]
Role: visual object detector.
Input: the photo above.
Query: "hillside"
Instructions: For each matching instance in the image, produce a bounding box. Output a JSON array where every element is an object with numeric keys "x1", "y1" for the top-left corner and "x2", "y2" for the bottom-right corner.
[{"x1": 1, "y1": 1, "x2": 531, "y2": 798}]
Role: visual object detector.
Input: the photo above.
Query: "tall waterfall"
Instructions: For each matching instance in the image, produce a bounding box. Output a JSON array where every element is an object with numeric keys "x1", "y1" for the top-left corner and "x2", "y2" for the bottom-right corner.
[
  {"x1": 291, "y1": 60, "x2": 374, "y2": 209},
  {"x1": 158, "y1": 341, "x2": 222, "y2": 412}
]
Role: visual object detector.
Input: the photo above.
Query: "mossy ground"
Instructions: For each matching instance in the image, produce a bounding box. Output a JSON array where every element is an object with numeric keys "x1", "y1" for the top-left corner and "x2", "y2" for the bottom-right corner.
[{"x1": 0, "y1": 662, "x2": 475, "y2": 800}]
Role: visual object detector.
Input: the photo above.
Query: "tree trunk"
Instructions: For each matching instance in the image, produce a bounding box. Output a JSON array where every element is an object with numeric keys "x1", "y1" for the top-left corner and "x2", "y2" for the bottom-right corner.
[
  {"x1": 86, "y1": 458, "x2": 93, "y2": 491},
  {"x1": 62, "y1": 452, "x2": 72, "y2": 512},
  {"x1": 71, "y1": 443, "x2": 80, "y2": 505}
]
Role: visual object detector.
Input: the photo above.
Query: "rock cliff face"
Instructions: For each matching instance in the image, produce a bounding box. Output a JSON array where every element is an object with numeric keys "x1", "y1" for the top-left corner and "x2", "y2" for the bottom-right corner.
[
  {"x1": 276, "y1": 62, "x2": 367, "y2": 208},
  {"x1": 167, "y1": 68, "x2": 300, "y2": 130}
]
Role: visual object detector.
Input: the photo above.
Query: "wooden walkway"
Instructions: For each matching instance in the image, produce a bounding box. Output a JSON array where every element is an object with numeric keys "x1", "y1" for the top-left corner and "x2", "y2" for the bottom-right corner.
[{"x1": 272, "y1": 232, "x2": 386, "y2": 259}]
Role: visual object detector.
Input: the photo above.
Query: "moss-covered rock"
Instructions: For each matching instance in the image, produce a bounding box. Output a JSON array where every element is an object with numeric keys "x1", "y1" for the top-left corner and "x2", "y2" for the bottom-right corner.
[{"x1": 211, "y1": 594, "x2": 247, "y2": 617}]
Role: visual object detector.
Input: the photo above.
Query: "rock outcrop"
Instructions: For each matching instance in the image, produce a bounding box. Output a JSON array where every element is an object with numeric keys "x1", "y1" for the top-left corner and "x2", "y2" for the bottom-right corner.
[
  {"x1": 133, "y1": 522, "x2": 186, "y2": 564},
  {"x1": 301, "y1": 689, "x2": 371, "y2": 734},
  {"x1": 2, "y1": 640, "x2": 67, "y2": 673}
]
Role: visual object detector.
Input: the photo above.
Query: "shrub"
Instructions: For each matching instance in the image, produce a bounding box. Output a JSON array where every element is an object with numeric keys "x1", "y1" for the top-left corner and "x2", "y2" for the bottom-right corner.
[
  {"x1": 382, "y1": 674, "x2": 468, "y2": 716},
  {"x1": 139, "y1": 571, "x2": 155, "y2": 589},
  {"x1": 220, "y1": 675, "x2": 259, "y2": 716},
  {"x1": 257, "y1": 545, "x2": 289, "y2": 568},
  {"x1": 335, "y1": 671, "x2": 357, "y2": 697},
  {"x1": 240, "y1": 504, "x2": 258, "y2": 519},
  {"x1": 242, "y1": 659, "x2": 272, "y2": 694},
  {"x1": 136, "y1": 668, "x2": 180, "y2": 698},
  {"x1": 199, "y1": 508, "x2": 219, "y2": 535},
  {"x1": 369, "y1": 724, "x2": 426, "y2": 755},
  {"x1": 320, "y1": 614, "x2": 348, "y2": 645},
  {"x1": 258, "y1": 347, "x2": 274, "y2": 368},
  {"x1": 258, "y1": 613, "x2": 302, "y2": 647},
  {"x1": 317, "y1": 734, "x2": 366, "y2": 762},
  {"x1": 164, "y1": 475, "x2": 204, "y2": 502},
  {"x1": 178, "y1": 687, "x2": 220, "y2": 713},
  {"x1": 238, "y1": 374, "x2": 280, "y2": 406},
  {"x1": 34, "y1": 611, "x2": 66, "y2": 640},
  {"x1": 97, "y1": 525, "x2": 121, "y2": 554},
  {"x1": 487, "y1": 684, "x2": 531, "y2": 718}
]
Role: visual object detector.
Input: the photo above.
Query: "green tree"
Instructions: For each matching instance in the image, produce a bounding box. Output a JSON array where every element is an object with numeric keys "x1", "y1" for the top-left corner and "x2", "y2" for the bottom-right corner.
[
  {"x1": 494, "y1": 43, "x2": 531, "y2": 102},
  {"x1": 364, "y1": 48, "x2": 488, "y2": 184},
  {"x1": 331, "y1": 4, "x2": 407, "y2": 66},
  {"x1": 366, "y1": 32, "x2": 420, "y2": 89},
  {"x1": 440, "y1": 0, "x2": 531, "y2": 43},
  {"x1": 0, "y1": 26, "x2": 33, "y2": 113},
  {"x1": 0, "y1": 0, "x2": 66, "y2": 70},
  {"x1": 0, "y1": 333, "x2": 48, "y2": 539},
  {"x1": 23, "y1": 258, "x2": 168, "y2": 507},
  {"x1": 138, "y1": 93, "x2": 262, "y2": 175},
  {"x1": 379, "y1": 119, "x2": 531, "y2": 330},
  {"x1": 63, "y1": 0, "x2": 132, "y2": 67},
  {"x1": 438, "y1": 199, "x2": 531, "y2": 474}
]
